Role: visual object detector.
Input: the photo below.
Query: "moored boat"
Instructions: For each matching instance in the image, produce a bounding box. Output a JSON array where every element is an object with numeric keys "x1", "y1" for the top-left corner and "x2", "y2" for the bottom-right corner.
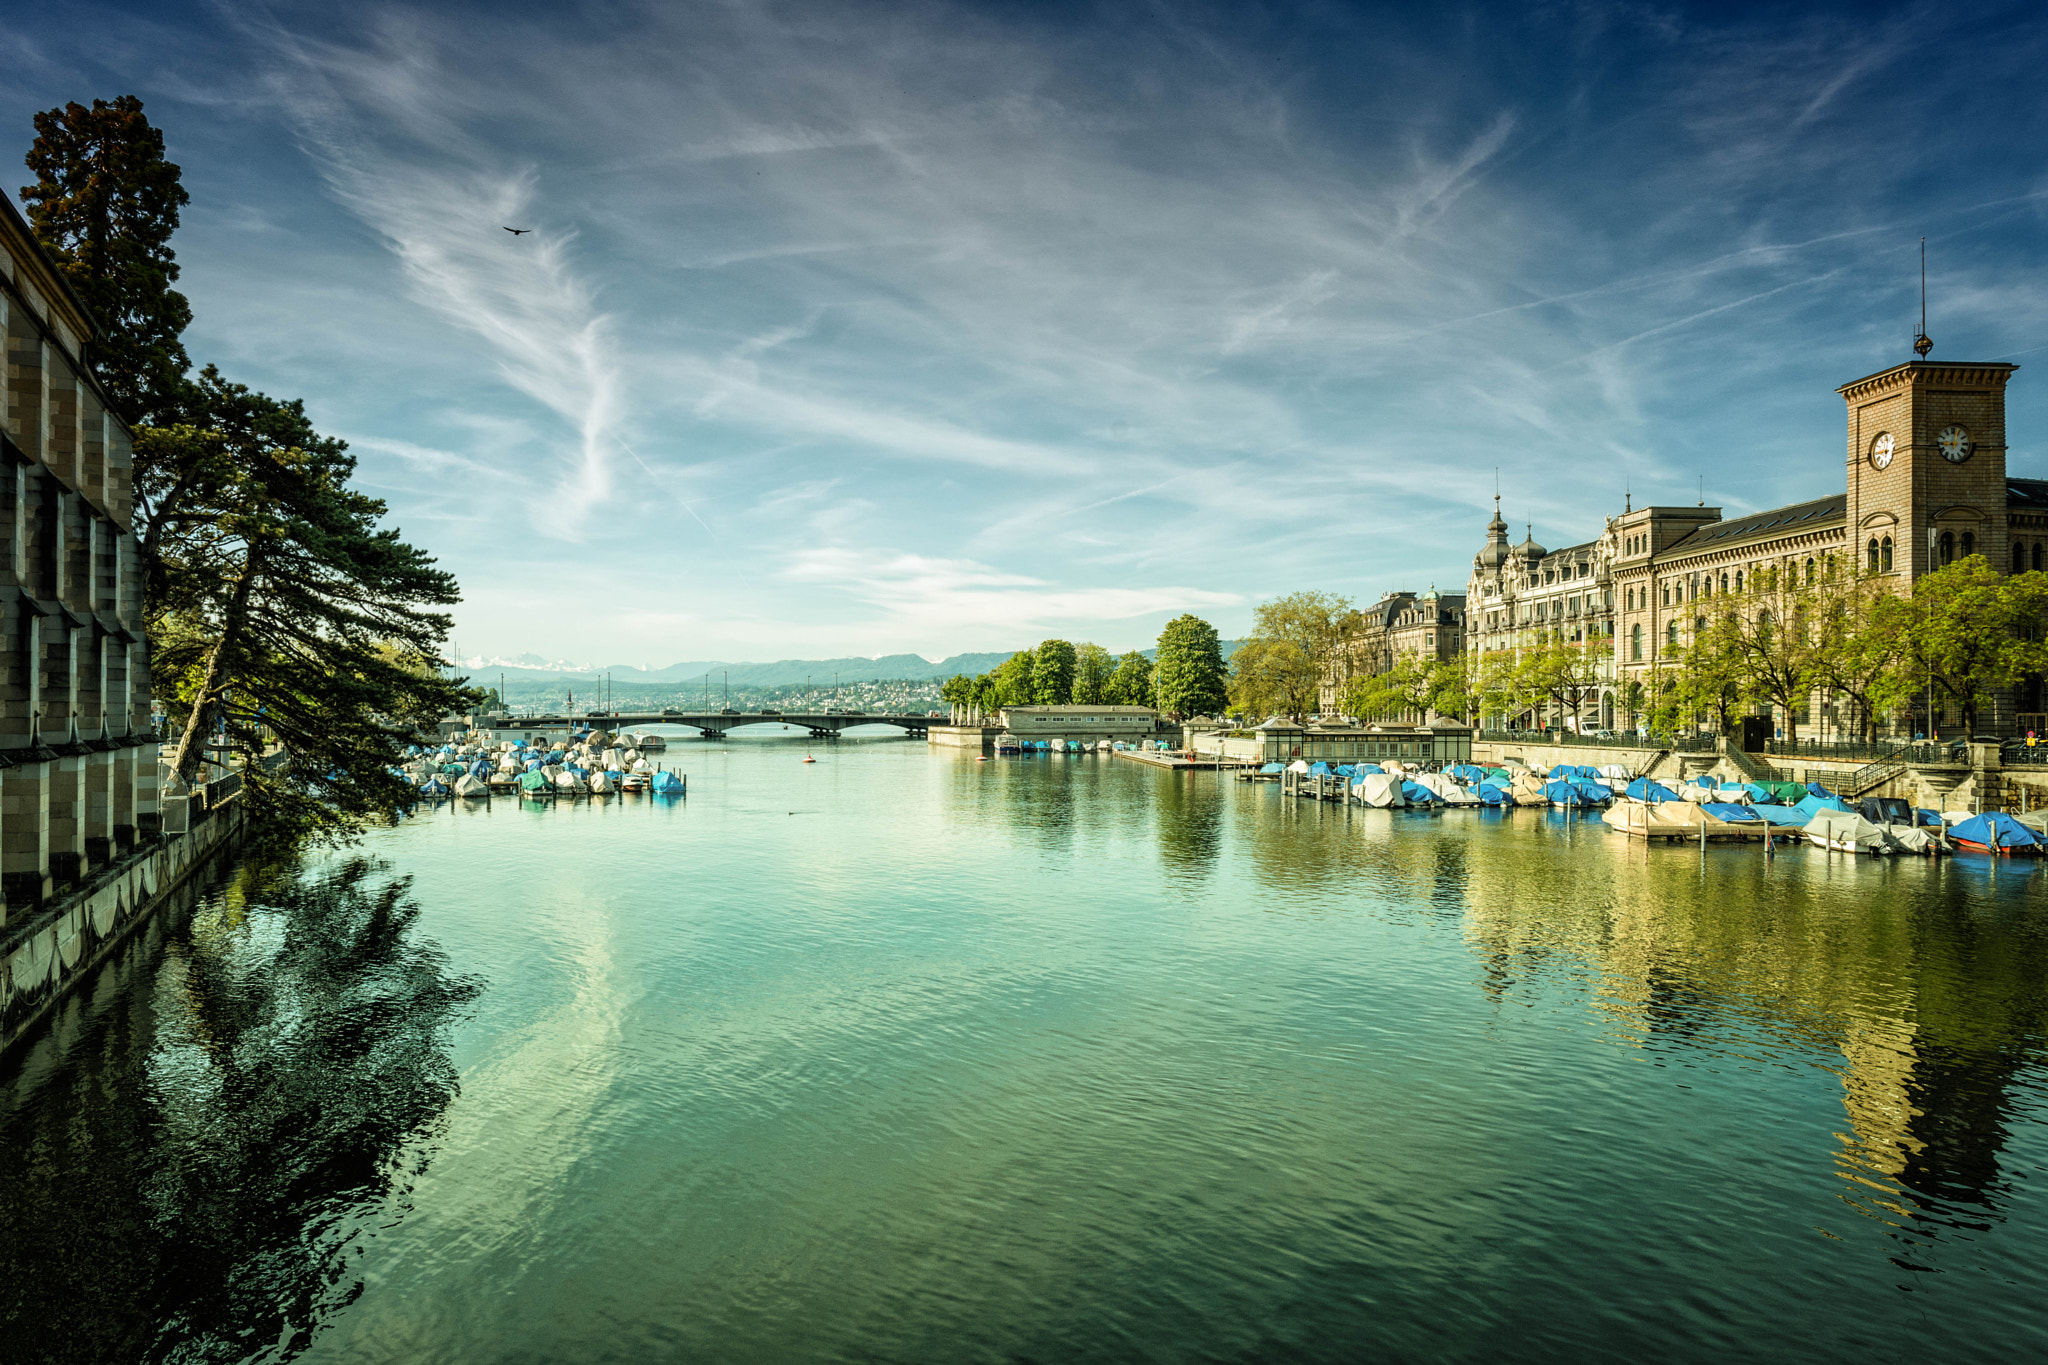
[{"x1": 1948, "y1": 812, "x2": 2044, "y2": 855}]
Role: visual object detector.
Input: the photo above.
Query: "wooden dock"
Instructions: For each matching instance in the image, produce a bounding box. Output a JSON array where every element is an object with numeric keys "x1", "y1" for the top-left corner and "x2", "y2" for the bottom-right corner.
[{"x1": 1114, "y1": 749, "x2": 1258, "y2": 772}]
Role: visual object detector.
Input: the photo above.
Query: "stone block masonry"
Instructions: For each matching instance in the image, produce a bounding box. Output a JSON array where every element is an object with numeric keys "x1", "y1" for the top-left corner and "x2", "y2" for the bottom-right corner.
[{"x1": 0, "y1": 191, "x2": 164, "y2": 1024}]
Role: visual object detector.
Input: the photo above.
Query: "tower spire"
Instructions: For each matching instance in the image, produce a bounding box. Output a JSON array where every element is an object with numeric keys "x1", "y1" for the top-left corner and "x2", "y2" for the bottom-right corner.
[{"x1": 1914, "y1": 237, "x2": 1933, "y2": 358}]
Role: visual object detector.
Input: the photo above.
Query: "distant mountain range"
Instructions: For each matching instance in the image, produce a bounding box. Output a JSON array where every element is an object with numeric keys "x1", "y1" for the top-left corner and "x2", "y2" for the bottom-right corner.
[{"x1": 456, "y1": 642, "x2": 1243, "y2": 689}]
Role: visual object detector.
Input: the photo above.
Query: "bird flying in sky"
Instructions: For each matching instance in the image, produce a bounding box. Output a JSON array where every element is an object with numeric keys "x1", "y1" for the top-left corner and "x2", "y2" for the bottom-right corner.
[{"x1": 503, "y1": 226, "x2": 531, "y2": 235}]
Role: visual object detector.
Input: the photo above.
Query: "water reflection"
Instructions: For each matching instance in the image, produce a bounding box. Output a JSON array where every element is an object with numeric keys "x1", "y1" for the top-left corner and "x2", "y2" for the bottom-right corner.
[
  {"x1": 1154, "y1": 775, "x2": 1223, "y2": 882},
  {"x1": 0, "y1": 855, "x2": 479, "y2": 1362},
  {"x1": 1453, "y1": 822, "x2": 2048, "y2": 1252}
]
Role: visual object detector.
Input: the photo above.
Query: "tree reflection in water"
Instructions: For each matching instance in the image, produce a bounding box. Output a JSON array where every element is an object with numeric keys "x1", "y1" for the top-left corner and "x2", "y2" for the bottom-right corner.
[
  {"x1": 1454, "y1": 824, "x2": 2048, "y2": 1259},
  {"x1": 0, "y1": 854, "x2": 480, "y2": 1363}
]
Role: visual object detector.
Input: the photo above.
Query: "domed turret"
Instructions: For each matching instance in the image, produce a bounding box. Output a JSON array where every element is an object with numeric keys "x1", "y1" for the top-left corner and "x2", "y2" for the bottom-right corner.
[
  {"x1": 1474, "y1": 497, "x2": 1513, "y2": 570},
  {"x1": 1516, "y1": 524, "x2": 1547, "y2": 563}
]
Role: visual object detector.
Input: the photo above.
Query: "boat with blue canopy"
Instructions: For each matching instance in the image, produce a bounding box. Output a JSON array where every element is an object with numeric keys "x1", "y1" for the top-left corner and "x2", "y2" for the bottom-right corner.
[{"x1": 1948, "y1": 812, "x2": 2044, "y2": 855}]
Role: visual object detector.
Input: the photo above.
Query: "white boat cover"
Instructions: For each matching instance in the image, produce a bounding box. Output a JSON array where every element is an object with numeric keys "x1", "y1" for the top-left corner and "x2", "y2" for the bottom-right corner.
[
  {"x1": 555, "y1": 772, "x2": 586, "y2": 793},
  {"x1": 1352, "y1": 773, "x2": 1406, "y2": 807},
  {"x1": 1288, "y1": 760, "x2": 1310, "y2": 773},
  {"x1": 1603, "y1": 800, "x2": 1745, "y2": 840},
  {"x1": 453, "y1": 774, "x2": 489, "y2": 798},
  {"x1": 1880, "y1": 823, "x2": 1938, "y2": 854},
  {"x1": 1598, "y1": 763, "x2": 1632, "y2": 780},
  {"x1": 1941, "y1": 809, "x2": 1974, "y2": 827},
  {"x1": 1411, "y1": 773, "x2": 1479, "y2": 805},
  {"x1": 1510, "y1": 772, "x2": 1550, "y2": 805},
  {"x1": 589, "y1": 770, "x2": 612, "y2": 794},
  {"x1": 1805, "y1": 809, "x2": 1890, "y2": 853}
]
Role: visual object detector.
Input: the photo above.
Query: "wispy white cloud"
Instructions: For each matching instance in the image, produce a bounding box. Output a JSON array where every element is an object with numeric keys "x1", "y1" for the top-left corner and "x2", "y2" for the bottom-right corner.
[
  {"x1": 234, "y1": 14, "x2": 625, "y2": 532},
  {"x1": 44, "y1": 0, "x2": 2044, "y2": 660}
]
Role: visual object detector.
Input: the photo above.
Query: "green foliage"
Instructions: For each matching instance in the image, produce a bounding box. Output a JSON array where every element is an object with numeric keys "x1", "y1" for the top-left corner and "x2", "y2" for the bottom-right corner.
[
  {"x1": 1072, "y1": 642, "x2": 1112, "y2": 705},
  {"x1": 21, "y1": 95, "x2": 192, "y2": 426},
  {"x1": 1342, "y1": 655, "x2": 1434, "y2": 722},
  {"x1": 991, "y1": 650, "x2": 1033, "y2": 707},
  {"x1": 1030, "y1": 638, "x2": 1077, "y2": 705},
  {"x1": 1225, "y1": 591, "x2": 1354, "y2": 721},
  {"x1": 1889, "y1": 556, "x2": 2048, "y2": 735},
  {"x1": 1106, "y1": 651, "x2": 1154, "y2": 707},
  {"x1": 1156, "y1": 614, "x2": 1228, "y2": 719},
  {"x1": 1515, "y1": 639, "x2": 1610, "y2": 730},
  {"x1": 153, "y1": 374, "x2": 472, "y2": 843}
]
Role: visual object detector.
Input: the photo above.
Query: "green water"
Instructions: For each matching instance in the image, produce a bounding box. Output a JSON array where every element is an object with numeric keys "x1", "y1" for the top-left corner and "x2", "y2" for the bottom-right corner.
[{"x1": 6, "y1": 734, "x2": 2048, "y2": 1362}]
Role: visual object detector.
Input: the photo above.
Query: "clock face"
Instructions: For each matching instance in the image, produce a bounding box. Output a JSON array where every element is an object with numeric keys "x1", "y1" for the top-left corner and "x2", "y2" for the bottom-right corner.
[
  {"x1": 1938, "y1": 425, "x2": 1973, "y2": 463},
  {"x1": 1870, "y1": 432, "x2": 1894, "y2": 470}
]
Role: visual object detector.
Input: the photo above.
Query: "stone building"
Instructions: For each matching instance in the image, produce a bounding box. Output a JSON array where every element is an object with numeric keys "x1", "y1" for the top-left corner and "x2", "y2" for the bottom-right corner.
[
  {"x1": 1466, "y1": 351, "x2": 2044, "y2": 738},
  {"x1": 1320, "y1": 588, "x2": 1467, "y2": 718},
  {"x1": 0, "y1": 196, "x2": 156, "y2": 911},
  {"x1": 1466, "y1": 500, "x2": 1624, "y2": 730}
]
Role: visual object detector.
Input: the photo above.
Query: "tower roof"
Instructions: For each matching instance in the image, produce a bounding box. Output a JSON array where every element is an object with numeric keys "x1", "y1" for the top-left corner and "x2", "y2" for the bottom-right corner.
[{"x1": 1474, "y1": 495, "x2": 1513, "y2": 569}]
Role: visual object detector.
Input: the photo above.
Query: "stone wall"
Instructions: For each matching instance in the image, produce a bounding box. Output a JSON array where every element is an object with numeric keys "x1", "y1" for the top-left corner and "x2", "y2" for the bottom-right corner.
[
  {"x1": 0, "y1": 199, "x2": 158, "y2": 916},
  {"x1": 1, "y1": 797, "x2": 246, "y2": 1054}
]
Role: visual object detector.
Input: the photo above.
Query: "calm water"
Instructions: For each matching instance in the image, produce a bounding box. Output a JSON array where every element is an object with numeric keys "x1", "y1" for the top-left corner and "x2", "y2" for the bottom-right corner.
[{"x1": 7, "y1": 734, "x2": 2048, "y2": 1363}]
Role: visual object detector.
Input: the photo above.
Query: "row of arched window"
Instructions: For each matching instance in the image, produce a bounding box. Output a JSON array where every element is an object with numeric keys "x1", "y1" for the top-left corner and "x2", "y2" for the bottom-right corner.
[
  {"x1": 2016, "y1": 540, "x2": 2047, "y2": 573},
  {"x1": 1619, "y1": 556, "x2": 1824, "y2": 615}
]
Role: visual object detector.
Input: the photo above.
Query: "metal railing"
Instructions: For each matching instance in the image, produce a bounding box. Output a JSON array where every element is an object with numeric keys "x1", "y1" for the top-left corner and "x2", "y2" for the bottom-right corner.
[
  {"x1": 1475, "y1": 729, "x2": 1656, "y2": 749},
  {"x1": 1845, "y1": 757, "x2": 1907, "y2": 796},
  {"x1": 1763, "y1": 738, "x2": 1945, "y2": 764}
]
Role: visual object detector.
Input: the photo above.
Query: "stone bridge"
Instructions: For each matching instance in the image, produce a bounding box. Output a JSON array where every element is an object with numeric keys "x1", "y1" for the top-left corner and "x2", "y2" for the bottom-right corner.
[{"x1": 503, "y1": 710, "x2": 942, "y2": 741}]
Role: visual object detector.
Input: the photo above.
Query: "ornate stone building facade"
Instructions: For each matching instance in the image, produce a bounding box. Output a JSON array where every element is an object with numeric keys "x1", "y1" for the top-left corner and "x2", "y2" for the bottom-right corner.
[
  {"x1": 1467, "y1": 354, "x2": 2044, "y2": 736},
  {"x1": 0, "y1": 197, "x2": 156, "y2": 909},
  {"x1": 1321, "y1": 587, "x2": 1466, "y2": 719}
]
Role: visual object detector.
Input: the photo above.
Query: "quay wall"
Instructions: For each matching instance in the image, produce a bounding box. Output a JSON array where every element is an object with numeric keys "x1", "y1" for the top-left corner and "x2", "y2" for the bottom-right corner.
[
  {"x1": 1, "y1": 798, "x2": 247, "y2": 1055},
  {"x1": 928, "y1": 725, "x2": 999, "y2": 748}
]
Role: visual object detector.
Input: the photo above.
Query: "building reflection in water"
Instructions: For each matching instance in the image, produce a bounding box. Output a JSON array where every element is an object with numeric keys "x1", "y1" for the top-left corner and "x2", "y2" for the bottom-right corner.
[
  {"x1": 0, "y1": 855, "x2": 480, "y2": 1362},
  {"x1": 1451, "y1": 814, "x2": 2048, "y2": 1251}
]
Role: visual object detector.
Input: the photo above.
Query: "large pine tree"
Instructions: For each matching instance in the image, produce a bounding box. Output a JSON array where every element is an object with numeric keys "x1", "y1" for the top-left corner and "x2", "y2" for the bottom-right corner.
[
  {"x1": 20, "y1": 96, "x2": 193, "y2": 426},
  {"x1": 23, "y1": 97, "x2": 474, "y2": 842}
]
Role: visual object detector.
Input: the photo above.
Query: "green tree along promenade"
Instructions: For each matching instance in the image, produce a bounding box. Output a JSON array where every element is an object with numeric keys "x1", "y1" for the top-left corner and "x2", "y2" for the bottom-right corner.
[
  {"x1": 25, "y1": 96, "x2": 473, "y2": 842},
  {"x1": 1030, "y1": 639, "x2": 1077, "y2": 705},
  {"x1": 1499, "y1": 556, "x2": 2048, "y2": 741},
  {"x1": 1155, "y1": 615, "x2": 1228, "y2": 720},
  {"x1": 1232, "y1": 553, "x2": 2048, "y2": 741},
  {"x1": 942, "y1": 637, "x2": 1166, "y2": 718}
]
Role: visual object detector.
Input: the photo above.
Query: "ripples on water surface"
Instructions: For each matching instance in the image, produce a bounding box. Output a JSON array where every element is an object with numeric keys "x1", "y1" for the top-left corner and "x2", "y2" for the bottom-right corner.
[{"x1": 6, "y1": 737, "x2": 2048, "y2": 1362}]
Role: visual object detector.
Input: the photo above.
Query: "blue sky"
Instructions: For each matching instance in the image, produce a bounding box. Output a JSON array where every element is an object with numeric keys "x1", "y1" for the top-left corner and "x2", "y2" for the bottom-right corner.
[{"x1": 7, "y1": 1, "x2": 2048, "y2": 667}]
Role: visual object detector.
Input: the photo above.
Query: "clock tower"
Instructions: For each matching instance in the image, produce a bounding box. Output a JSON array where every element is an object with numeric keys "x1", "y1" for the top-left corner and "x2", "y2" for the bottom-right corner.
[{"x1": 1840, "y1": 359, "x2": 2017, "y2": 584}]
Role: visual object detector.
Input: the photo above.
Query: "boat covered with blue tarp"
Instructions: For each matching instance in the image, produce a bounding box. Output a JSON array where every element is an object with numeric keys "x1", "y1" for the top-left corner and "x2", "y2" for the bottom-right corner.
[{"x1": 1949, "y1": 812, "x2": 2044, "y2": 854}]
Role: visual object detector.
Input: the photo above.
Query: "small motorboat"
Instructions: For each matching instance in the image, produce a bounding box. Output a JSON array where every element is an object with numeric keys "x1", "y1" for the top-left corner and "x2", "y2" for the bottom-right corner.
[
  {"x1": 802, "y1": 754, "x2": 816, "y2": 764},
  {"x1": 1948, "y1": 812, "x2": 2044, "y2": 855}
]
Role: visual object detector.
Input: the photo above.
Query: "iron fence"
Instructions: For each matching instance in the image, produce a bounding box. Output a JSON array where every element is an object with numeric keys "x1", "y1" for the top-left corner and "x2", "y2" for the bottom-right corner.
[{"x1": 1763, "y1": 738, "x2": 1945, "y2": 765}]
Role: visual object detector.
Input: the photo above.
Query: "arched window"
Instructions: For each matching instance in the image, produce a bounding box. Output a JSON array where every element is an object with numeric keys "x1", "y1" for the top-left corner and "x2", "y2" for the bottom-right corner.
[
  {"x1": 2018, "y1": 545, "x2": 2028, "y2": 574},
  {"x1": 1668, "y1": 620, "x2": 1679, "y2": 645},
  {"x1": 1720, "y1": 572, "x2": 1730, "y2": 593},
  {"x1": 1734, "y1": 570, "x2": 1744, "y2": 593},
  {"x1": 1881, "y1": 537, "x2": 1893, "y2": 572},
  {"x1": 1694, "y1": 616, "x2": 1706, "y2": 634},
  {"x1": 1631, "y1": 624, "x2": 1643, "y2": 661},
  {"x1": 1868, "y1": 538, "x2": 1880, "y2": 572},
  {"x1": 1940, "y1": 530, "x2": 1956, "y2": 565},
  {"x1": 2035, "y1": 543, "x2": 2044, "y2": 572},
  {"x1": 1961, "y1": 531, "x2": 1976, "y2": 560},
  {"x1": 1805, "y1": 557, "x2": 1815, "y2": 585}
]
